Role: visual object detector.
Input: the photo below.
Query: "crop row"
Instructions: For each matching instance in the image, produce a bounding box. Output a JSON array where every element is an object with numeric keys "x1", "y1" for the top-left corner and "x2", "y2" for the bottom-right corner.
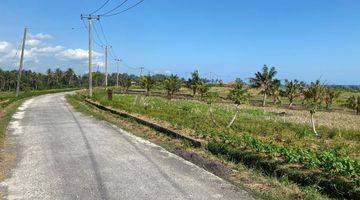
[
  {"x1": 208, "y1": 133, "x2": 359, "y2": 198},
  {"x1": 213, "y1": 133, "x2": 360, "y2": 177}
]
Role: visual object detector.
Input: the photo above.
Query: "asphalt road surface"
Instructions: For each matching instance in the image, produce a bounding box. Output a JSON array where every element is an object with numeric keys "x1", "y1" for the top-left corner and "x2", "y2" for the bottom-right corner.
[{"x1": 1, "y1": 93, "x2": 254, "y2": 200}]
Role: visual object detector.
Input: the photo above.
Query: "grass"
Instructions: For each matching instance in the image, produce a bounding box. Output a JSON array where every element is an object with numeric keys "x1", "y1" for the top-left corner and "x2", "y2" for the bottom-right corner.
[
  {"x1": 67, "y1": 93, "x2": 330, "y2": 200},
  {"x1": 83, "y1": 88, "x2": 359, "y2": 199},
  {"x1": 92, "y1": 89, "x2": 360, "y2": 158}
]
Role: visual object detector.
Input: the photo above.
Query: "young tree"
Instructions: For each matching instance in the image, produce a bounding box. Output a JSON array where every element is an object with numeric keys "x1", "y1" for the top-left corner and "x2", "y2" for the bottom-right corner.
[
  {"x1": 299, "y1": 81, "x2": 307, "y2": 106},
  {"x1": 345, "y1": 95, "x2": 360, "y2": 115},
  {"x1": 304, "y1": 80, "x2": 323, "y2": 103},
  {"x1": 323, "y1": 88, "x2": 341, "y2": 110},
  {"x1": 186, "y1": 70, "x2": 201, "y2": 96},
  {"x1": 270, "y1": 79, "x2": 282, "y2": 105},
  {"x1": 164, "y1": 74, "x2": 181, "y2": 99},
  {"x1": 205, "y1": 91, "x2": 220, "y2": 126},
  {"x1": 198, "y1": 82, "x2": 210, "y2": 99},
  {"x1": 250, "y1": 65, "x2": 278, "y2": 106},
  {"x1": 54, "y1": 68, "x2": 63, "y2": 87},
  {"x1": 235, "y1": 78, "x2": 246, "y2": 85},
  {"x1": 304, "y1": 80, "x2": 325, "y2": 137},
  {"x1": 120, "y1": 76, "x2": 132, "y2": 92},
  {"x1": 227, "y1": 84, "x2": 251, "y2": 128},
  {"x1": 140, "y1": 75, "x2": 155, "y2": 95},
  {"x1": 64, "y1": 68, "x2": 75, "y2": 86},
  {"x1": 284, "y1": 79, "x2": 302, "y2": 108}
]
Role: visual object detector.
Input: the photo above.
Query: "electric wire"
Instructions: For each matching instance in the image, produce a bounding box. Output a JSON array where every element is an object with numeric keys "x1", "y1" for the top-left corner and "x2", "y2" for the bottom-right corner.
[
  {"x1": 98, "y1": 20, "x2": 109, "y2": 45},
  {"x1": 81, "y1": 19, "x2": 104, "y2": 48},
  {"x1": 101, "y1": 0, "x2": 144, "y2": 17},
  {"x1": 89, "y1": 0, "x2": 112, "y2": 15},
  {"x1": 100, "y1": 0, "x2": 129, "y2": 16},
  {"x1": 93, "y1": 22, "x2": 105, "y2": 47},
  {"x1": 12, "y1": 39, "x2": 22, "y2": 61}
]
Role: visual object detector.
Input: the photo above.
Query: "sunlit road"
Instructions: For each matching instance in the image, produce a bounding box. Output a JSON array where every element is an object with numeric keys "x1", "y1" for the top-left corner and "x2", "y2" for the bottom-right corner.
[{"x1": 0, "y1": 93, "x2": 254, "y2": 200}]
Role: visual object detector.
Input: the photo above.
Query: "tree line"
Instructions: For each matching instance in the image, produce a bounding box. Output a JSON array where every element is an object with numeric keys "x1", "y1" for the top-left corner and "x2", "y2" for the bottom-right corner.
[
  {"x1": 0, "y1": 68, "x2": 141, "y2": 92},
  {"x1": 1, "y1": 66, "x2": 359, "y2": 117},
  {"x1": 135, "y1": 65, "x2": 360, "y2": 137}
]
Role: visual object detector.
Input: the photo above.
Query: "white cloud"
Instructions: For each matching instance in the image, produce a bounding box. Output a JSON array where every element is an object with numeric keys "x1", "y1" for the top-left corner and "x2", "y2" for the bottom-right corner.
[
  {"x1": 35, "y1": 45, "x2": 64, "y2": 53},
  {"x1": 56, "y1": 48, "x2": 103, "y2": 65},
  {"x1": 0, "y1": 32, "x2": 103, "y2": 71},
  {"x1": 94, "y1": 61, "x2": 104, "y2": 67},
  {"x1": 0, "y1": 41, "x2": 13, "y2": 53},
  {"x1": 27, "y1": 39, "x2": 41, "y2": 46},
  {"x1": 56, "y1": 48, "x2": 89, "y2": 60},
  {"x1": 28, "y1": 33, "x2": 53, "y2": 40}
]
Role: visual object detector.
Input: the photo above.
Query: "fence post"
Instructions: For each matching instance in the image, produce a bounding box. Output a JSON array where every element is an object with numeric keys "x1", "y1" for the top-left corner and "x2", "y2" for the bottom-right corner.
[{"x1": 107, "y1": 89, "x2": 113, "y2": 101}]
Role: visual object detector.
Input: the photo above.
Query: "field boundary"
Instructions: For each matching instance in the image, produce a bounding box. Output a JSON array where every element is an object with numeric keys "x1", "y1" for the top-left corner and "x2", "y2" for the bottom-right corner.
[{"x1": 84, "y1": 99, "x2": 204, "y2": 147}]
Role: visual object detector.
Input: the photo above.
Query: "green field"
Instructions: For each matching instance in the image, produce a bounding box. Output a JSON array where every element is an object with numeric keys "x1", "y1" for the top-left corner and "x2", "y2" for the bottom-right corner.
[{"x1": 82, "y1": 88, "x2": 360, "y2": 199}]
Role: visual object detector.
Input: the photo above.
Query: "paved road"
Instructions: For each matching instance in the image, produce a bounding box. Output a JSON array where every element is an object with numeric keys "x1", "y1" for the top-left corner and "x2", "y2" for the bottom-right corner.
[{"x1": 1, "y1": 93, "x2": 254, "y2": 200}]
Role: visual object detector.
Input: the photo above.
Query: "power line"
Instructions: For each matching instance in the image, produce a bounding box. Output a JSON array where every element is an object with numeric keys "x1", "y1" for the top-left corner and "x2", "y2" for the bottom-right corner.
[
  {"x1": 89, "y1": 0, "x2": 112, "y2": 15},
  {"x1": 93, "y1": 22, "x2": 105, "y2": 46},
  {"x1": 102, "y1": 0, "x2": 144, "y2": 17},
  {"x1": 11, "y1": 39, "x2": 22, "y2": 61},
  {"x1": 82, "y1": 19, "x2": 104, "y2": 48},
  {"x1": 96, "y1": 20, "x2": 120, "y2": 61},
  {"x1": 100, "y1": 0, "x2": 129, "y2": 16},
  {"x1": 98, "y1": 20, "x2": 109, "y2": 45}
]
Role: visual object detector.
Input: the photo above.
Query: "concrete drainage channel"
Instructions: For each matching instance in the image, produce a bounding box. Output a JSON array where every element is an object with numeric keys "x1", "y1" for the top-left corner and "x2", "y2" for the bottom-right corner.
[
  {"x1": 83, "y1": 98, "x2": 237, "y2": 190},
  {"x1": 84, "y1": 99, "x2": 204, "y2": 148}
]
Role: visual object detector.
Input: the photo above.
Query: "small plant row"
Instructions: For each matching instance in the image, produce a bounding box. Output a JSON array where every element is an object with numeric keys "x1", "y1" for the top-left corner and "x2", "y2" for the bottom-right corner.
[
  {"x1": 212, "y1": 133, "x2": 360, "y2": 177},
  {"x1": 208, "y1": 134, "x2": 360, "y2": 199}
]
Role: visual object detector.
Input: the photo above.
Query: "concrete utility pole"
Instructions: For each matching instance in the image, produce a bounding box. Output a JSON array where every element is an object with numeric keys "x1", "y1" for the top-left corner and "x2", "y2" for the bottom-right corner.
[
  {"x1": 16, "y1": 27, "x2": 27, "y2": 97},
  {"x1": 114, "y1": 58, "x2": 122, "y2": 87},
  {"x1": 140, "y1": 67, "x2": 144, "y2": 77},
  {"x1": 81, "y1": 14, "x2": 100, "y2": 97},
  {"x1": 103, "y1": 45, "x2": 111, "y2": 88}
]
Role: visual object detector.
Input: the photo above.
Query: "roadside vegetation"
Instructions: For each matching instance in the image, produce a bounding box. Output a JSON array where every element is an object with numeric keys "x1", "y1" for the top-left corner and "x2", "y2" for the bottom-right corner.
[{"x1": 71, "y1": 65, "x2": 360, "y2": 199}]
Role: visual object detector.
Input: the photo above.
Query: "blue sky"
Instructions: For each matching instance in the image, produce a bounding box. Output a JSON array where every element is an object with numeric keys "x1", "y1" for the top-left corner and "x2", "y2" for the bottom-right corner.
[{"x1": 0, "y1": 0, "x2": 360, "y2": 84}]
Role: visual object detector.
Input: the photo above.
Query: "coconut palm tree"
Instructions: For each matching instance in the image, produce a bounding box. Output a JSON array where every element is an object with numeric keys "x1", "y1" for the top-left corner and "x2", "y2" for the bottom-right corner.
[
  {"x1": 198, "y1": 82, "x2": 210, "y2": 100},
  {"x1": 64, "y1": 68, "x2": 75, "y2": 86},
  {"x1": 120, "y1": 75, "x2": 132, "y2": 92},
  {"x1": 204, "y1": 91, "x2": 220, "y2": 126},
  {"x1": 186, "y1": 70, "x2": 201, "y2": 96},
  {"x1": 250, "y1": 65, "x2": 278, "y2": 106},
  {"x1": 270, "y1": 79, "x2": 282, "y2": 105},
  {"x1": 304, "y1": 80, "x2": 325, "y2": 137},
  {"x1": 284, "y1": 79, "x2": 302, "y2": 108},
  {"x1": 346, "y1": 96, "x2": 360, "y2": 115},
  {"x1": 164, "y1": 74, "x2": 181, "y2": 99},
  {"x1": 227, "y1": 83, "x2": 251, "y2": 128},
  {"x1": 323, "y1": 88, "x2": 341, "y2": 110},
  {"x1": 140, "y1": 75, "x2": 155, "y2": 95}
]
